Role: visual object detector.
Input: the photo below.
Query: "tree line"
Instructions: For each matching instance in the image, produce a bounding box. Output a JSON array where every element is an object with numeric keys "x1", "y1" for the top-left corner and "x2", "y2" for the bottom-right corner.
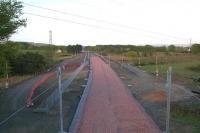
[
  {"x1": 85, "y1": 44, "x2": 200, "y2": 56},
  {"x1": 0, "y1": 41, "x2": 82, "y2": 77}
]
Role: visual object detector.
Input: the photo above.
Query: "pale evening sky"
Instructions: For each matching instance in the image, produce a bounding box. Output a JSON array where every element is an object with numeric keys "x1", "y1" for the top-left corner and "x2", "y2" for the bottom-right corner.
[{"x1": 10, "y1": 0, "x2": 200, "y2": 46}]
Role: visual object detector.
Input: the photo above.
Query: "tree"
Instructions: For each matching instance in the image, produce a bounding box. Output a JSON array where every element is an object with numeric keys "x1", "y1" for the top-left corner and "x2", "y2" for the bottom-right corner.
[
  {"x1": 191, "y1": 44, "x2": 200, "y2": 54},
  {"x1": 0, "y1": 0, "x2": 26, "y2": 40},
  {"x1": 66, "y1": 44, "x2": 82, "y2": 54},
  {"x1": 0, "y1": 53, "x2": 7, "y2": 77},
  {"x1": 13, "y1": 52, "x2": 47, "y2": 74},
  {"x1": 143, "y1": 45, "x2": 155, "y2": 56},
  {"x1": 0, "y1": 41, "x2": 19, "y2": 76},
  {"x1": 168, "y1": 45, "x2": 176, "y2": 52},
  {"x1": 155, "y1": 46, "x2": 167, "y2": 52}
]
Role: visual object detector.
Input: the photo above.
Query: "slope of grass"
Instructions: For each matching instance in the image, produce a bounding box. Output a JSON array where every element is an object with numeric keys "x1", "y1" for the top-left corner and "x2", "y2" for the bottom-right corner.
[
  {"x1": 141, "y1": 61, "x2": 200, "y2": 78},
  {"x1": 172, "y1": 104, "x2": 200, "y2": 133},
  {"x1": 174, "y1": 114, "x2": 200, "y2": 133},
  {"x1": 141, "y1": 61, "x2": 200, "y2": 90}
]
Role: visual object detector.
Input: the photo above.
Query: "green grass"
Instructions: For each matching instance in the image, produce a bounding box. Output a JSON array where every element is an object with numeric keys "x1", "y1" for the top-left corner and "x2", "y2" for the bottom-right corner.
[
  {"x1": 141, "y1": 61, "x2": 200, "y2": 77},
  {"x1": 141, "y1": 61, "x2": 200, "y2": 89},
  {"x1": 172, "y1": 104, "x2": 200, "y2": 133},
  {"x1": 119, "y1": 54, "x2": 200, "y2": 89},
  {"x1": 174, "y1": 114, "x2": 200, "y2": 133}
]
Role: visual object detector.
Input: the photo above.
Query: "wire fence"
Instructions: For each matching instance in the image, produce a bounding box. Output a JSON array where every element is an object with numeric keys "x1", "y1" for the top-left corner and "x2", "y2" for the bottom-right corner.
[
  {"x1": 68, "y1": 53, "x2": 91, "y2": 133},
  {"x1": 0, "y1": 83, "x2": 53, "y2": 126},
  {"x1": 35, "y1": 62, "x2": 87, "y2": 112},
  {"x1": 0, "y1": 53, "x2": 88, "y2": 127}
]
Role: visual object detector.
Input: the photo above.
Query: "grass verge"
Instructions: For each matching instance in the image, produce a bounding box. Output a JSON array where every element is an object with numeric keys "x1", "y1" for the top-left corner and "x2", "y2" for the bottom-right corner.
[
  {"x1": 141, "y1": 61, "x2": 200, "y2": 88},
  {"x1": 172, "y1": 104, "x2": 200, "y2": 133}
]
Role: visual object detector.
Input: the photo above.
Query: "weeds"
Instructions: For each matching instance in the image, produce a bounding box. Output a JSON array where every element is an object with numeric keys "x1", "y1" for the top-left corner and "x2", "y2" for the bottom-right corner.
[{"x1": 172, "y1": 103, "x2": 200, "y2": 133}]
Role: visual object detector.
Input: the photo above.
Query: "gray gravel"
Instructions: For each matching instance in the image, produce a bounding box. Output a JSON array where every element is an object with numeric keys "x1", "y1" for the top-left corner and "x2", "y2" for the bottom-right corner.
[{"x1": 110, "y1": 61, "x2": 197, "y2": 133}]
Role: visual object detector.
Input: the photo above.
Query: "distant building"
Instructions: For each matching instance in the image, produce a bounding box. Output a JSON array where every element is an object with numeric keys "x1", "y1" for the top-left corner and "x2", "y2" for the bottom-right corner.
[
  {"x1": 187, "y1": 47, "x2": 191, "y2": 52},
  {"x1": 183, "y1": 47, "x2": 191, "y2": 52},
  {"x1": 56, "y1": 49, "x2": 62, "y2": 53}
]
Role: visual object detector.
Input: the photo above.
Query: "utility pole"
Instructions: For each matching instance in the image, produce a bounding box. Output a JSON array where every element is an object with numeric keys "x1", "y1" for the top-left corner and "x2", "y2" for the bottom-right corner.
[
  {"x1": 121, "y1": 54, "x2": 124, "y2": 64},
  {"x1": 189, "y1": 38, "x2": 192, "y2": 52},
  {"x1": 109, "y1": 55, "x2": 110, "y2": 65},
  {"x1": 49, "y1": 30, "x2": 52, "y2": 45},
  {"x1": 57, "y1": 67, "x2": 67, "y2": 133},
  {"x1": 5, "y1": 62, "x2": 9, "y2": 89},
  {"x1": 120, "y1": 54, "x2": 124, "y2": 68},
  {"x1": 138, "y1": 56, "x2": 141, "y2": 67}
]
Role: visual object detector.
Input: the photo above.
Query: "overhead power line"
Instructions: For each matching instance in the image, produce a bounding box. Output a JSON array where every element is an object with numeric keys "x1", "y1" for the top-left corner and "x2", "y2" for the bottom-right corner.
[
  {"x1": 23, "y1": 2, "x2": 189, "y2": 41},
  {"x1": 24, "y1": 12, "x2": 187, "y2": 43},
  {"x1": 24, "y1": 12, "x2": 131, "y2": 33}
]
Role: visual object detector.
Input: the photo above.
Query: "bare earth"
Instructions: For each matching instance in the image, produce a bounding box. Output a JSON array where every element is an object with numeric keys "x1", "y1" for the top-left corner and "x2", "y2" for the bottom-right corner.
[
  {"x1": 0, "y1": 55, "x2": 87, "y2": 133},
  {"x1": 0, "y1": 55, "x2": 83, "y2": 112},
  {"x1": 109, "y1": 61, "x2": 196, "y2": 133}
]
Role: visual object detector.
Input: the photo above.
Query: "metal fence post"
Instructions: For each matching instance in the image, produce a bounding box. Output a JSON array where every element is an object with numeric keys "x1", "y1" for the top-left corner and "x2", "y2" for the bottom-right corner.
[
  {"x1": 109, "y1": 55, "x2": 110, "y2": 65},
  {"x1": 155, "y1": 56, "x2": 159, "y2": 76},
  {"x1": 57, "y1": 67, "x2": 67, "y2": 133},
  {"x1": 5, "y1": 62, "x2": 9, "y2": 88},
  {"x1": 138, "y1": 57, "x2": 141, "y2": 67},
  {"x1": 165, "y1": 66, "x2": 172, "y2": 133}
]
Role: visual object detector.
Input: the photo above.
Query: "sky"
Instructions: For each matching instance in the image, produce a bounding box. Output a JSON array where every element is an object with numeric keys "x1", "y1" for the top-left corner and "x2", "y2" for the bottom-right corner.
[{"x1": 10, "y1": 0, "x2": 200, "y2": 46}]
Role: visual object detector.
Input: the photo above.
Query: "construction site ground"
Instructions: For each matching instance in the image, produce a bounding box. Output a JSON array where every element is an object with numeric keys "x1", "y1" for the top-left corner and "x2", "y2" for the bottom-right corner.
[
  {"x1": 109, "y1": 60, "x2": 199, "y2": 133},
  {"x1": 0, "y1": 55, "x2": 89, "y2": 133}
]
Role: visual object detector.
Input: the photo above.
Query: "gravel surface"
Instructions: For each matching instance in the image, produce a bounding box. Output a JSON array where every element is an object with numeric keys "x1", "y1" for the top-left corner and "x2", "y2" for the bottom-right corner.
[
  {"x1": 0, "y1": 66, "x2": 89, "y2": 133},
  {"x1": 0, "y1": 55, "x2": 83, "y2": 112},
  {"x1": 109, "y1": 60, "x2": 196, "y2": 133},
  {"x1": 0, "y1": 55, "x2": 86, "y2": 133}
]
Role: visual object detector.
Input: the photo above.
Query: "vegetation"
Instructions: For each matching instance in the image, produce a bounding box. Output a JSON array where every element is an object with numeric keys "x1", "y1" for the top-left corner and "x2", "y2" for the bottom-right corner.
[
  {"x1": 141, "y1": 60, "x2": 200, "y2": 77},
  {"x1": 86, "y1": 44, "x2": 200, "y2": 81},
  {"x1": 0, "y1": 41, "x2": 82, "y2": 77},
  {"x1": 0, "y1": 41, "x2": 19, "y2": 76},
  {"x1": 191, "y1": 44, "x2": 200, "y2": 54},
  {"x1": 0, "y1": 0, "x2": 26, "y2": 40},
  {"x1": 168, "y1": 45, "x2": 176, "y2": 52},
  {"x1": 13, "y1": 52, "x2": 47, "y2": 74},
  {"x1": 141, "y1": 60, "x2": 200, "y2": 90},
  {"x1": 87, "y1": 44, "x2": 200, "y2": 92},
  {"x1": 67, "y1": 44, "x2": 82, "y2": 54},
  {"x1": 85, "y1": 44, "x2": 191, "y2": 57},
  {"x1": 172, "y1": 104, "x2": 200, "y2": 133}
]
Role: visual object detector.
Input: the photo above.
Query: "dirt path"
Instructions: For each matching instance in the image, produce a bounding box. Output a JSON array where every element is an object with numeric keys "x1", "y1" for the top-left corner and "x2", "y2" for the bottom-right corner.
[{"x1": 74, "y1": 56, "x2": 160, "y2": 133}]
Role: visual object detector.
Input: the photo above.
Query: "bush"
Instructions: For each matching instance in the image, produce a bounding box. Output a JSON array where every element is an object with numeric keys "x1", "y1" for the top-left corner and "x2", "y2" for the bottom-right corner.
[
  {"x1": 191, "y1": 44, "x2": 200, "y2": 54},
  {"x1": 124, "y1": 51, "x2": 138, "y2": 57},
  {"x1": 13, "y1": 52, "x2": 47, "y2": 74},
  {"x1": 188, "y1": 65, "x2": 200, "y2": 72},
  {"x1": 0, "y1": 55, "x2": 7, "y2": 77}
]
